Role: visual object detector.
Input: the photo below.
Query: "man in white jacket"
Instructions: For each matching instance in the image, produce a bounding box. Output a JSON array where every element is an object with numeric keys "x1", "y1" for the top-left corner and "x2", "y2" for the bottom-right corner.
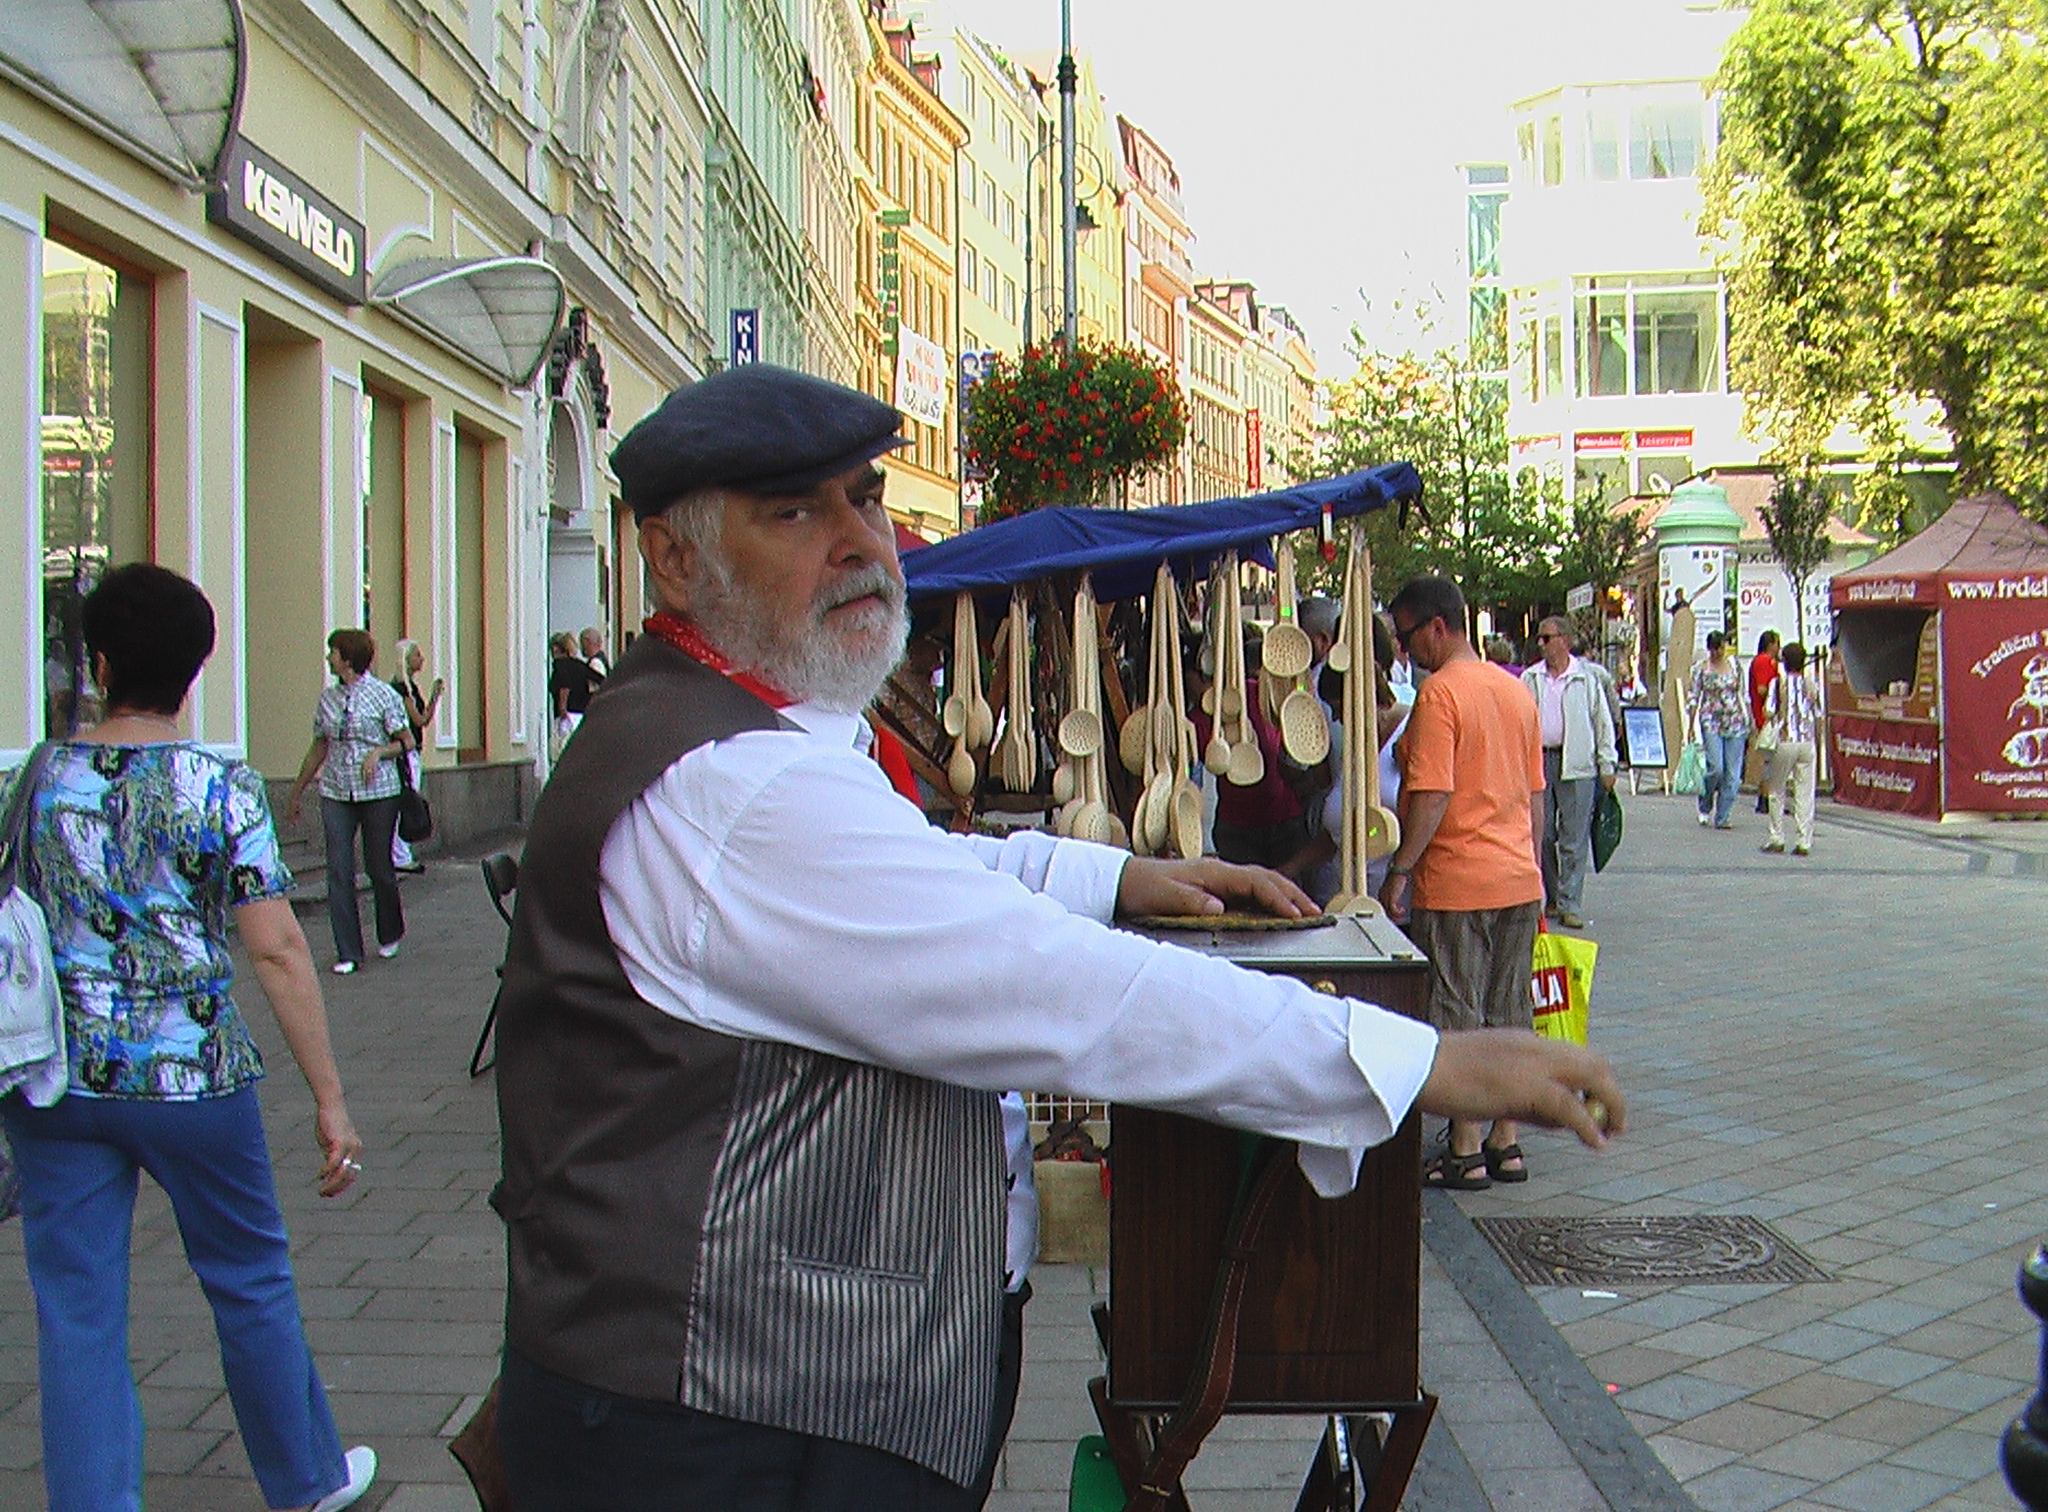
[{"x1": 1523, "y1": 617, "x2": 1618, "y2": 929}]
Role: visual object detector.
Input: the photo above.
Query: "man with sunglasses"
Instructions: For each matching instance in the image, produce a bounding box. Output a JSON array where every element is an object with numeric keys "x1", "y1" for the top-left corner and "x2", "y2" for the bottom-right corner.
[{"x1": 1379, "y1": 577, "x2": 1549, "y2": 1190}]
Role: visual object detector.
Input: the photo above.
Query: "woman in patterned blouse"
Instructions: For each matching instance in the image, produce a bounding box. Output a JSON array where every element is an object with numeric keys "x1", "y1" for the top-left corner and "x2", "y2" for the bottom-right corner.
[
  {"x1": 1688, "y1": 630, "x2": 1753, "y2": 829},
  {"x1": 286, "y1": 629, "x2": 414, "y2": 974},
  {"x1": 2, "y1": 564, "x2": 376, "y2": 1512}
]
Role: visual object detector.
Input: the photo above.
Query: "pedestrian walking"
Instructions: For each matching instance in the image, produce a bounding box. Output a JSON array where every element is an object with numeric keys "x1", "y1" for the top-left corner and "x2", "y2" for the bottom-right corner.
[
  {"x1": 388, "y1": 638, "x2": 442, "y2": 875},
  {"x1": 1688, "y1": 631, "x2": 1751, "y2": 830},
  {"x1": 285, "y1": 629, "x2": 412, "y2": 975},
  {"x1": 1, "y1": 563, "x2": 376, "y2": 1512},
  {"x1": 1749, "y1": 630, "x2": 1780, "y2": 814},
  {"x1": 488, "y1": 365, "x2": 1623, "y2": 1512},
  {"x1": 1379, "y1": 576, "x2": 1550, "y2": 1191},
  {"x1": 1761, "y1": 641, "x2": 1822, "y2": 857},
  {"x1": 1522, "y1": 616, "x2": 1618, "y2": 930},
  {"x1": 579, "y1": 625, "x2": 612, "y2": 681},
  {"x1": 548, "y1": 631, "x2": 598, "y2": 756}
]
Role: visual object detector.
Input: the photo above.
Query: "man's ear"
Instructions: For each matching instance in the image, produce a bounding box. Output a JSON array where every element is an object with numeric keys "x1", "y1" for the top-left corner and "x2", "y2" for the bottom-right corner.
[{"x1": 638, "y1": 514, "x2": 694, "y2": 611}]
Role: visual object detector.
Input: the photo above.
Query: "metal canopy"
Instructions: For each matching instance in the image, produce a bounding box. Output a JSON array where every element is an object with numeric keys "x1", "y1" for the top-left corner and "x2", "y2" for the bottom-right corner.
[
  {"x1": 0, "y1": 0, "x2": 245, "y2": 186},
  {"x1": 371, "y1": 256, "x2": 567, "y2": 388}
]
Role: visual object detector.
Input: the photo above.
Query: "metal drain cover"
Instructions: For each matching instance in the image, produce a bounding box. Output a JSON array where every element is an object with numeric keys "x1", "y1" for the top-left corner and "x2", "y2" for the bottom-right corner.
[{"x1": 1472, "y1": 1215, "x2": 1829, "y2": 1287}]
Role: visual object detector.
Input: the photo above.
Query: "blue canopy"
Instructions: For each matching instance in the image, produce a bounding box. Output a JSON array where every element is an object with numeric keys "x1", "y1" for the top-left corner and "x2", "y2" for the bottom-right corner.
[{"x1": 902, "y1": 463, "x2": 1422, "y2": 605}]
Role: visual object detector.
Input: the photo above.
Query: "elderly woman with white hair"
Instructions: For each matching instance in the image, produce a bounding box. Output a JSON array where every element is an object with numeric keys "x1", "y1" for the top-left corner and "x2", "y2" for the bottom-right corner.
[{"x1": 388, "y1": 639, "x2": 442, "y2": 873}]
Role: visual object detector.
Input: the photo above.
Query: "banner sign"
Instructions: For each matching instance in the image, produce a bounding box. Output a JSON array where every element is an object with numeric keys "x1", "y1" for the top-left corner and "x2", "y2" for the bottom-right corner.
[
  {"x1": 729, "y1": 309, "x2": 759, "y2": 366},
  {"x1": 207, "y1": 139, "x2": 366, "y2": 304},
  {"x1": 1940, "y1": 601, "x2": 2048, "y2": 813},
  {"x1": 1831, "y1": 715, "x2": 1941, "y2": 818},
  {"x1": 894, "y1": 326, "x2": 948, "y2": 427},
  {"x1": 958, "y1": 350, "x2": 996, "y2": 481},
  {"x1": 1246, "y1": 408, "x2": 1263, "y2": 490}
]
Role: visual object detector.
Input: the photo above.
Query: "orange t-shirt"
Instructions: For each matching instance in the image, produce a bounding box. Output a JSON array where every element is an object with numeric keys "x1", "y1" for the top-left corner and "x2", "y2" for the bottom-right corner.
[{"x1": 1398, "y1": 657, "x2": 1545, "y2": 912}]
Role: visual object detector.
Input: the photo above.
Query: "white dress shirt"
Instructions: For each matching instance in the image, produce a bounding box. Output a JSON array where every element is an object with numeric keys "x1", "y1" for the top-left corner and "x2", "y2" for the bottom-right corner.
[{"x1": 599, "y1": 701, "x2": 1440, "y2": 1199}]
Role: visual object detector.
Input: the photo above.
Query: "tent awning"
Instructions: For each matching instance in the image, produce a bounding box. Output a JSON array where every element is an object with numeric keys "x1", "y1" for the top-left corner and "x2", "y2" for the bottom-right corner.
[
  {"x1": 1831, "y1": 493, "x2": 2048, "y2": 609},
  {"x1": 371, "y1": 257, "x2": 567, "y2": 388},
  {"x1": 902, "y1": 464, "x2": 1422, "y2": 605},
  {"x1": 0, "y1": 0, "x2": 244, "y2": 186}
]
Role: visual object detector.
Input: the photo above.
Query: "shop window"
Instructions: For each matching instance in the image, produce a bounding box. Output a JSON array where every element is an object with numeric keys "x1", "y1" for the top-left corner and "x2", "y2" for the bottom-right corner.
[
  {"x1": 1574, "y1": 453, "x2": 1628, "y2": 506},
  {"x1": 1630, "y1": 103, "x2": 1701, "y2": 180},
  {"x1": 1542, "y1": 316, "x2": 1564, "y2": 399},
  {"x1": 454, "y1": 430, "x2": 489, "y2": 759},
  {"x1": 365, "y1": 389, "x2": 409, "y2": 650},
  {"x1": 1837, "y1": 608, "x2": 1930, "y2": 696},
  {"x1": 41, "y1": 241, "x2": 152, "y2": 737},
  {"x1": 1575, "y1": 293, "x2": 1628, "y2": 396},
  {"x1": 1634, "y1": 292, "x2": 1715, "y2": 392},
  {"x1": 1636, "y1": 454, "x2": 1692, "y2": 495}
]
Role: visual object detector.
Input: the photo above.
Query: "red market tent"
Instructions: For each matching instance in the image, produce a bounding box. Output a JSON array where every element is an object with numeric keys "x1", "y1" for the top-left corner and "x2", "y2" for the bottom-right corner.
[{"x1": 1827, "y1": 493, "x2": 2048, "y2": 817}]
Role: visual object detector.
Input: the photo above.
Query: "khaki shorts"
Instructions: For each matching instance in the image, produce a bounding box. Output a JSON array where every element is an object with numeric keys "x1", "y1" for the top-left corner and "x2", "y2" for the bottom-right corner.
[{"x1": 1409, "y1": 901, "x2": 1542, "y2": 1035}]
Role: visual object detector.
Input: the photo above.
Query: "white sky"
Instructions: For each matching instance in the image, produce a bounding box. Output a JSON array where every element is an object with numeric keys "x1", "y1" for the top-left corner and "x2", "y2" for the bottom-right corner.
[{"x1": 927, "y1": 0, "x2": 1728, "y2": 374}]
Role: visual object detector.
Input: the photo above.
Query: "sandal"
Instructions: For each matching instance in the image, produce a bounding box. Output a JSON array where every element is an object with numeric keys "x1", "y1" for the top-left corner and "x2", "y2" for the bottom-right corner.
[
  {"x1": 1483, "y1": 1141, "x2": 1529, "y2": 1184},
  {"x1": 1424, "y1": 1149, "x2": 1492, "y2": 1191}
]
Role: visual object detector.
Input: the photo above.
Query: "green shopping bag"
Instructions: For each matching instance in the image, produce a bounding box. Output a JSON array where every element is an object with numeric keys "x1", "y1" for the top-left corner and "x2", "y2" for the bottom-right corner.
[
  {"x1": 1591, "y1": 786, "x2": 1624, "y2": 872},
  {"x1": 1673, "y1": 740, "x2": 1705, "y2": 796}
]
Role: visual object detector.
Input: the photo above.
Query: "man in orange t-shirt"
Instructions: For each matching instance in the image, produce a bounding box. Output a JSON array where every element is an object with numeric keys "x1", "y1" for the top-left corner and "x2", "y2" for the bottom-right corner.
[{"x1": 1380, "y1": 576, "x2": 1547, "y2": 1191}]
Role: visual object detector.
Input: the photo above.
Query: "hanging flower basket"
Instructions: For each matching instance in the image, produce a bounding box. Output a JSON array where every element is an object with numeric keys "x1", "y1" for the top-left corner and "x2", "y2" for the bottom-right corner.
[{"x1": 964, "y1": 340, "x2": 1187, "y2": 521}]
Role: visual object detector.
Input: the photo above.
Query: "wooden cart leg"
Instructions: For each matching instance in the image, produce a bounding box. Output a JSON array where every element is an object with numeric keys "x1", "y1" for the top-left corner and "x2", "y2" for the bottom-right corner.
[
  {"x1": 1359, "y1": 1395, "x2": 1436, "y2": 1512},
  {"x1": 1088, "y1": 1377, "x2": 1191, "y2": 1512},
  {"x1": 1292, "y1": 1415, "x2": 1359, "y2": 1512}
]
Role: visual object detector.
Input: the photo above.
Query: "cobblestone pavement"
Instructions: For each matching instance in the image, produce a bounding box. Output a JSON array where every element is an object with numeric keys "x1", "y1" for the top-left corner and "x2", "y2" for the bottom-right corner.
[
  {"x1": 1454, "y1": 792, "x2": 2048, "y2": 1512},
  {"x1": 0, "y1": 794, "x2": 2041, "y2": 1510}
]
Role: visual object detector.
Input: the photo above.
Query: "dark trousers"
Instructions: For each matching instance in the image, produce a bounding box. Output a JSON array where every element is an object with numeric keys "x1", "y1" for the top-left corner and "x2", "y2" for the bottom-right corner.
[
  {"x1": 320, "y1": 795, "x2": 403, "y2": 964},
  {"x1": 498, "y1": 1286, "x2": 1029, "y2": 1512}
]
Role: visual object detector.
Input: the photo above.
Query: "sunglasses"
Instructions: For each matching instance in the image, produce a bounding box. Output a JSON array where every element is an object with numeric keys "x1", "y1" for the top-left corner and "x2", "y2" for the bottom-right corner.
[{"x1": 1394, "y1": 618, "x2": 1432, "y2": 650}]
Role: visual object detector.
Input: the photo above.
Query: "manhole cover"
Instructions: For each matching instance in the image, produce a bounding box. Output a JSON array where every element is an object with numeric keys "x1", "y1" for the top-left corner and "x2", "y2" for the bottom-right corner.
[{"x1": 1472, "y1": 1215, "x2": 1829, "y2": 1287}]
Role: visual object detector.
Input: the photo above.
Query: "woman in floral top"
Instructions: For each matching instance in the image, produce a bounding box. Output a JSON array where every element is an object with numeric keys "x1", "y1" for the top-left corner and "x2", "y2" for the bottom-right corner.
[
  {"x1": 1688, "y1": 630, "x2": 1752, "y2": 829},
  {"x1": 2, "y1": 564, "x2": 376, "y2": 1512}
]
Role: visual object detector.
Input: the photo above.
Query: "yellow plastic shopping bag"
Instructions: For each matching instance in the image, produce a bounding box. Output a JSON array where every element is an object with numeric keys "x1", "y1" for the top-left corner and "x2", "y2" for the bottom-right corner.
[{"x1": 1531, "y1": 927, "x2": 1597, "y2": 1046}]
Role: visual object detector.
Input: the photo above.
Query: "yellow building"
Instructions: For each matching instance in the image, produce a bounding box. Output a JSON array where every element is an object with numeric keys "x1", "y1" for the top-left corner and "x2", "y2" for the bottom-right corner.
[
  {"x1": 1187, "y1": 287, "x2": 1249, "y2": 501},
  {"x1": 2, "y1": 0, "x2": 709, "y2": 829},
  {"x1": 858, "y1": 7, "x2": 968, "y2": 538}
]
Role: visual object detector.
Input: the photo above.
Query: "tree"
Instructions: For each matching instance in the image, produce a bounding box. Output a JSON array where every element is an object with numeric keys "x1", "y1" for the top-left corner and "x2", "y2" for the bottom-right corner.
[
  {"x1": 1706, "y1": 0, "x2": 2048, "y2": 523},
  {"x1": 1557, "y1": 491, "x2": 1651, "y2": 648},
  {"x1": 1314, "y1": 345, "x2": 1563, "y2": 624},
  {"x1": 1761, "y1": 474, "x2": 1836, "y2": 643}
]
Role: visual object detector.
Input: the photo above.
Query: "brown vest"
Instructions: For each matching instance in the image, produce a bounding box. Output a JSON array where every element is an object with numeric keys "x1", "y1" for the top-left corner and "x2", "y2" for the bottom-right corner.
[{"x1": 492, "y1": 636, "x2": 1005, "y2": 1485}]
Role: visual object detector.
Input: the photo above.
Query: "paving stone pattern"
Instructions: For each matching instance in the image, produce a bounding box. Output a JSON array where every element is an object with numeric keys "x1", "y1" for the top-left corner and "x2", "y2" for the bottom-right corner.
[{"x1": 1458, "y1": 793, "x2": 2048, "y2": 1512}]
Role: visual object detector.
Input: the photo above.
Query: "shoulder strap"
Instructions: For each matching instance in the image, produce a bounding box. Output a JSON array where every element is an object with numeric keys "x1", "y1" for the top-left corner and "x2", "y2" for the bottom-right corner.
[{"x1": 0, "y1": 742, "x2": 57, "y2": 894}]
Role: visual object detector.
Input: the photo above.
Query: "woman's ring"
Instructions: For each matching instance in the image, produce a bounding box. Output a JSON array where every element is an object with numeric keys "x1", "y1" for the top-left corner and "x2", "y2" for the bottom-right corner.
[{"x1": 343, "y1": 1158, "x2": 363, "y2": 1172}]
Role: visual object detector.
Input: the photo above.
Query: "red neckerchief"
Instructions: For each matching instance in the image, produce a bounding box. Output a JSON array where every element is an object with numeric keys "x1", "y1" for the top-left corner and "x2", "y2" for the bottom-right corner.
[
  {"x1": 644, "y1": 612, "x2": 921, "y2": 801},
  {"x1": 643, "y1": 612, "x2": 794, "y2": 709}
]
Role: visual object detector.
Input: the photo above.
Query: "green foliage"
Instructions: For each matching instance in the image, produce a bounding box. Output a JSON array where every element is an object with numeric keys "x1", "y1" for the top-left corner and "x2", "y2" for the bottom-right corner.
[
  {"x1": 1314, "y1": 346, "x2": 1568, "y2": 622},
  {"x1": 1762, "y1": 473, "x2": 1836, "y2": 641},
  {"x1": 963, "y1": 340, "x2": 1187, "y2": 520},
  {"x1": 1706, "y1": 0, "x2": 2048, "y2": 521}
]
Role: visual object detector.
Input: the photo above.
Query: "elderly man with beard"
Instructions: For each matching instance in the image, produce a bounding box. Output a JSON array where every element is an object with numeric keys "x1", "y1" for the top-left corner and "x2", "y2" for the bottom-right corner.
[{"x1": 489, "y1": 366, "x2": 1625, "y2": 1512}]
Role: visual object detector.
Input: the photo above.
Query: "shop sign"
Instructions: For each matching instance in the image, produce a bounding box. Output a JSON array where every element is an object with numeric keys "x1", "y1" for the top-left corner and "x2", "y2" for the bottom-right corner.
[
  {"x1": 1245, "y1": 408, "x2": 1262, "y2": 489},
  {"x1": 1940, "y1": 603, "x2": 2048, "y2": 813},
  {"x1": 1566, "y1": 582, "x2": 1595, "y2": 613},
  {"x1": 1635, "y1": 428, "x2": 1694, "y2": 452},
  {"x1": 1831, "y1": 715, "x2": 1940, "y2": 818},
  {"x1": 207, "y1": 139, "x2": 366, "y2": 305},
  {"x1": 894, "y1": 326, "x2": 947, "y2": 427},
  {"x1": 1574, "y1": 431, "x2": 1626, "y2": 453},
  {"x1": 729, "y1": 308, "x2": 759, "y2": 366},
  {"x1": 958, "y1": 350, "x2": 997, "y2": 481}
]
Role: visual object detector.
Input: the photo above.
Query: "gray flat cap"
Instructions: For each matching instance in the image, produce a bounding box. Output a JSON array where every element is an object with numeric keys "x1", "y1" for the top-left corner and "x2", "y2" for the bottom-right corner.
[{"x1": 611, "y1": 364, "x2": 910, "y2": 520}]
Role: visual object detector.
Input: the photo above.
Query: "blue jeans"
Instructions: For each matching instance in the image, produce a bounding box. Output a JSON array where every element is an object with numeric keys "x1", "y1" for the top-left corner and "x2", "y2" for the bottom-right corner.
[
  {"x1": 2, "y1": 1087, "x2": 347, "y2": 1512},
  {"x1": 322, "y1": 795, "x2": 403, "y2": 964},
  {"x1": 1698, "y1": 731, "x2": 1748, "y2": 826}
]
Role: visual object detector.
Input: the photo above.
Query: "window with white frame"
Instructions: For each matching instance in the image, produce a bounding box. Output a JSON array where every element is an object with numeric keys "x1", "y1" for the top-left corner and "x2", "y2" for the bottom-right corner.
[
  {"x1": 1630, "y1": 102, "x2": 1702, "y2": 179},
  {"x1": 1573, "y1": 275, "x2": 1723, "y2": 396}
]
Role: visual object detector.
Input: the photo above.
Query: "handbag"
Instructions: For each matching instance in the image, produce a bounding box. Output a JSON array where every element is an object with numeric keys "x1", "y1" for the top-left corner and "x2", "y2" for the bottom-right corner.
[
  {"x1": 0, "y1": 744, "x2": 65, "y2": 1106},
  {"x1": 1531, "y1": 921, "x2": 1597, "y2": 1046},
  {"x1": 396, "y1": 755, "x2": 434, "y2": 844},
  {"x1": 1754, "y1": 677, "x2": 1782, "y2": 755},
  {"x1": 1673, "y1": 739, "x2": 1706, "y2": 796}
]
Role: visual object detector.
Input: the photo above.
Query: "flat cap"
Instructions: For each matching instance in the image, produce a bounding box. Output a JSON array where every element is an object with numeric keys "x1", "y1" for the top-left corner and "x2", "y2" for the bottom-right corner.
[{"x1": 611, "y1": 364, "x2": 909, "y2": 520}]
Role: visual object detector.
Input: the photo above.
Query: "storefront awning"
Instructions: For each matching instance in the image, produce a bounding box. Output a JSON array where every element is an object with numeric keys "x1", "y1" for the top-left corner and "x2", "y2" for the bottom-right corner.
[
  {"x1": 371, "y1": 256, "x2": 567, "y2": 388},
  {"x1": 0, "y1": 0, "x2": 244, "y2": 186}
]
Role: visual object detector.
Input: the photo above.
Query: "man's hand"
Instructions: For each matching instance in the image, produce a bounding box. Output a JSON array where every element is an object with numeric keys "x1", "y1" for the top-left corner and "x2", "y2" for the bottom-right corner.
[
  {"x1": 1378, "y1": 870, "x2": 1414, "y2": 925},
  {"x1": 1116, "y1": 857, "x2": 1317, "y2": 921},
  {"x1": 1600, "y1": 771, "x2": 1618, "y2": 792},
  {"x1": 1418, "y1": 1029, "x2": 1626, "y2": 1151}
]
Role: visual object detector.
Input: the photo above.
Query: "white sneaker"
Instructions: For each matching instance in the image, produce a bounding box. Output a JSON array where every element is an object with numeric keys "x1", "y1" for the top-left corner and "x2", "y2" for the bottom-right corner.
[
  {"x1": 1696, "y1": 811, "x2": 1710, "y2": 826},
  {"x1": 377, "y1": 940, "x2": 401, "y2": 960},
  {"x1": 310, "y1": 1446, "x2": 377, "y2": 1512},
  {"x1": 330, "y1": 961, "x2": 358, "y2": 976}
]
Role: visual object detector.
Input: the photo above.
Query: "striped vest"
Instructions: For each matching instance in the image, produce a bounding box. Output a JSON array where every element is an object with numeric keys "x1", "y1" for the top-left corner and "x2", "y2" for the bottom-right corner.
[{"x1": 491, "y1": 635, "x2": 1006, "y2": 1485}]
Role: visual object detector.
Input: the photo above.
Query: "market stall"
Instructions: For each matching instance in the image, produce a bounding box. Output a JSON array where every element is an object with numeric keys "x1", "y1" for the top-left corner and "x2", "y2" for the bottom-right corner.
[{"x1": 1827, "y1": 492, "x2": 2048, "y2": 818}]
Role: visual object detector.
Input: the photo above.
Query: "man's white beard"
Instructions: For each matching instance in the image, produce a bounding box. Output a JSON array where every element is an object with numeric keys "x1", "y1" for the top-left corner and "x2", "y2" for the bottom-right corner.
[{"x1": 687, "y1": 557, "x2": 909, "y2": 713}]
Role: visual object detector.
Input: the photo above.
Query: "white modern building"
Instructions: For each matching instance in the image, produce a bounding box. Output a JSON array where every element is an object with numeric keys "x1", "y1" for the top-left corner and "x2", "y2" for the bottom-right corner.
[{"x1": 1500, "y1": 8, "x2": 1754, "y2": 506}]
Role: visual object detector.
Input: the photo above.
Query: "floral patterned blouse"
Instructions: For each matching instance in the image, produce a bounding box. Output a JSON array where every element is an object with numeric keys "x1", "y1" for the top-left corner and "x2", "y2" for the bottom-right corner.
[
  {"x1": 9, "y1": 743, "x2": 293, "y2": 1099},
  {"x1": 1689, "y1": 658, "x2": 1752, "y2": 738}
]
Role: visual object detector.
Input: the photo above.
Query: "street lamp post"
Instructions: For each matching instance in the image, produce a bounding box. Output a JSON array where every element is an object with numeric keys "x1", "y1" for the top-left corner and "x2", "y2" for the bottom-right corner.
[{"x1": 1058, "y1": 0, "x2": 1078, "y2": 345}]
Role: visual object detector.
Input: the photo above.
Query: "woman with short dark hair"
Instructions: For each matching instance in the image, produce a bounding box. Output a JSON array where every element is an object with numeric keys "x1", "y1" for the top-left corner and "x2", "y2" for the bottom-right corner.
[
  {"x1": 1688, "y1": 630, "x2": 1751, "y2": 829},
  {"x1": 286, "y1": 629, "x2": 413, "y2": 974},
  {"x1": 2, "y1": 562, "x2": 376, "y2": 1512}
]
